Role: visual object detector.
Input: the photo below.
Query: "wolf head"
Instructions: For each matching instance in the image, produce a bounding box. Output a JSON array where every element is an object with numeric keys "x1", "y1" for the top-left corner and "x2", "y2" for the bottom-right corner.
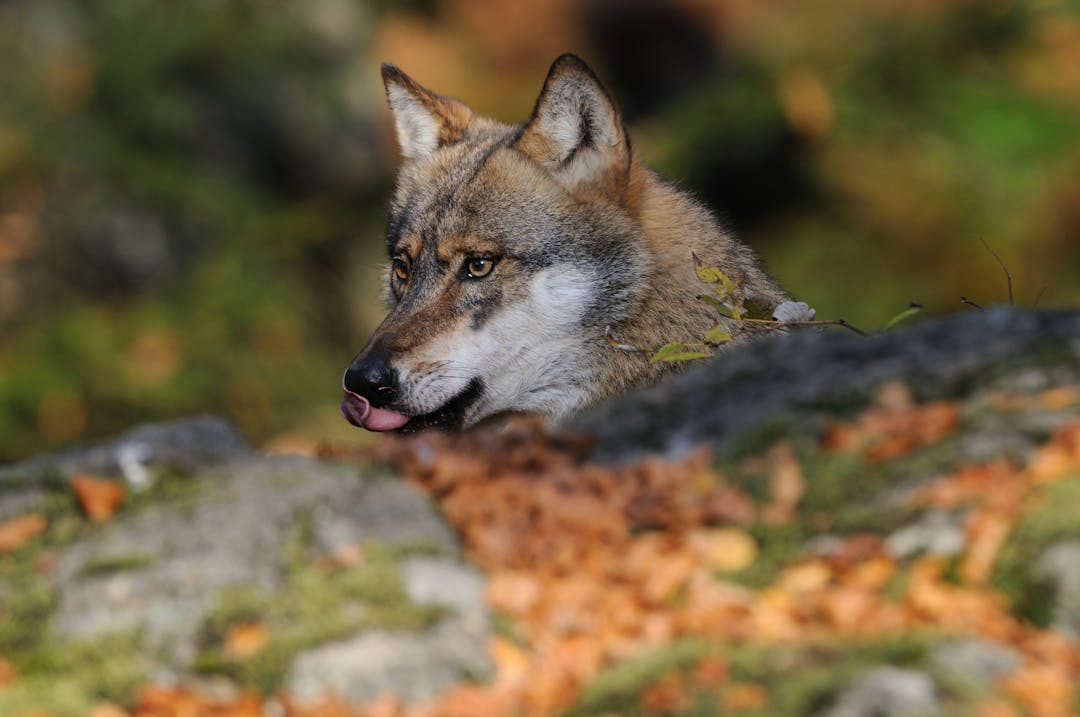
[{"x1": 342, "y1": 54, "x2": 655, "y2": 433}]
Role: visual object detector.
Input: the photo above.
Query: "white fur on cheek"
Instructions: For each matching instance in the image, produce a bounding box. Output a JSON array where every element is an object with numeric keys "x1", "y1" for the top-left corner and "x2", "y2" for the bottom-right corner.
[
  {"x1": 396, "y1": 267, "x2": 599, "y2": 421},
  {"x1": 387, "y1": 85, "x2": 439, "y2": 160}
]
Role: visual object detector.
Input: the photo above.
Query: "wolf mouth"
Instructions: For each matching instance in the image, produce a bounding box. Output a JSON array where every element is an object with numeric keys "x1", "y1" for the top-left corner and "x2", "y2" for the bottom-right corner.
[{"x1": 340, "y1": 377, "x2": 484, "y2": 434}]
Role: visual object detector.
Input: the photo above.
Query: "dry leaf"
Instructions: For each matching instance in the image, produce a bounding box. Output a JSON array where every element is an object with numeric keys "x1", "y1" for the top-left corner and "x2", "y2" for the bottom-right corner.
[
  {"x1": 720, "y1": 682, "x2": 770, "y2": 712},
  {"x1": 688, "y1": 528, "x2": 757, "y2": 573},
  {"x1": 0, "y1": 656, "x2": 15, "y2": 686},
  {"x1": 72, "y1": 474, "x2": 124, "y2": 522},
  {"x1": 0, "y1": 512, "x2": 46, "y2": 552},
  {"x1": 224, "y1": 621, "x2": 269, "y2": 658},
  {"x1": 640, "y1": 671, "x2": 690, "y2": 714},
  {"x1": 88, "y1": 702, "x2": 130, "y2": 717},
  {"x1": 761, "y1": 441, "x2": 805, "y2": 524}
]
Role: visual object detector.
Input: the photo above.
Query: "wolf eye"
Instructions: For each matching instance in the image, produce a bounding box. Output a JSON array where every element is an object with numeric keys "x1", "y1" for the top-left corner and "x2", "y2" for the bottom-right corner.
[
  {"x1": 465, "y1": 257, "x2": 495, "y2": 279},
  {"x1": 392, "y1": 255, "x2": 409, "y2": 282}
]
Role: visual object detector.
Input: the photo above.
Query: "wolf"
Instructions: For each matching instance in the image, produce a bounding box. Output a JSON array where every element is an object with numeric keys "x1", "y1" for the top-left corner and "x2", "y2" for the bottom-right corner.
[{"x1": 341, "y1": 54, "x2": 789, "y2": 433}]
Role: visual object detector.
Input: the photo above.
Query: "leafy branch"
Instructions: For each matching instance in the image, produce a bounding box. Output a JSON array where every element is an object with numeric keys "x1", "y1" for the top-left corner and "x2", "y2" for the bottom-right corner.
[{"x1": 631, "y1": 255, "x2": 921, "y2": 365}]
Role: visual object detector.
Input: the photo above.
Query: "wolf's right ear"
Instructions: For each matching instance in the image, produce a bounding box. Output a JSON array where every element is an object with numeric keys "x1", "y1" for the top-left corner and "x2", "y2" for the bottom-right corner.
[
  {"x1": 381, "y1": 64, "x2": 473, "y2": 161},
  {"x1": 514, "y1": 54, "x2": 630, "y2": 189}
]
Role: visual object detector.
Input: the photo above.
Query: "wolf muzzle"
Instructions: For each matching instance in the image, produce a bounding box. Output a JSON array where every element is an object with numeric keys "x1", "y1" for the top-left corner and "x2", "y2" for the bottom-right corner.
[{"x1": 340, "y1": 351, "x2": 411, "y2": 431}]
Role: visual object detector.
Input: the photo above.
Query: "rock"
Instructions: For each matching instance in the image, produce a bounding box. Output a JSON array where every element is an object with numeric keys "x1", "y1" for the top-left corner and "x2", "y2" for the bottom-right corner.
[
  {"x1": 1032, "y1": 540, "x2": 1080, "y2": 640},
  {"x1": 0, "y1": 416, "x2": 250, "y2": 487},
  {"x1": 930, "y1": 639, "x2": 1020, "y2": 686},
  {"x1": 573, "y1": 307, "x2": 1080, "y2": 463},
  {"x1": 48, "y1": 455, "x2": 460, "y2": 669},
  {"x1": 819, "y1": 667, "x2": 937, "y2": 717},
  {"x1": 885, "y1": 510, "x2": 966, "y2": 559},
  {"x1": 285, "y1": 616, "x2": 492, "y2": 707},
  {"x1": 285, "y1": 557, "x2": 490, "y2": 707}
]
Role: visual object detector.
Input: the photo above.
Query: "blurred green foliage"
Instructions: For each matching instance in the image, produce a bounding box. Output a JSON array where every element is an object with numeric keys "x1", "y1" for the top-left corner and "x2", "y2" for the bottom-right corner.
[{"x1": 1, "y1": 0, "x2": 1078, "y2": 461}]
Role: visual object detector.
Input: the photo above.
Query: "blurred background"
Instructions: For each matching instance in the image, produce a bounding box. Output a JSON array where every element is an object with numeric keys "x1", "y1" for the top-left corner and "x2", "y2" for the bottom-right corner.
[{"x1": 1, "y1": 0, "x2": 1078, "y2": 463}]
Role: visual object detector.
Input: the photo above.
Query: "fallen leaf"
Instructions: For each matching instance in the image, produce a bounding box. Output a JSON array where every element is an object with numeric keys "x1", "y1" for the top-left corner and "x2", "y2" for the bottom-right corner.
[
  {"x1": 88, "y1": 702, "x2": 129, "y2": 717},
  {"x1": 72, "y1": 474, "x2": 124, "y2": 522},
  {"x1": 688, "y1": 528, "x2": 757, "y2": 573},
  {"x1": 761, "y1": 441, "x2": 805, "y2": 524},
  {"x1": 224, "y1": 621, "x2": 269, "y2": 658},
  {"x1": 363, "y1": 693, "x2": 405, "y2": 717},
  {"x1": 640, "y1": 671, "x2": 690, "y2": 714},
  {"x1": 691, "y1": 656, "x2": 729, "y2": 689},
  {"x1": 0, "y1": 656, "x2": 15, "y2": 686},
  {"x1": 960, "y1": 509, "x2": 1014, "y2": 584},
  {"x1": 0, "y1": 513, "x2": 46, "y2": 552},
  {"x1": 720, "y1": 682, "x2": 770, "y2": 712}
]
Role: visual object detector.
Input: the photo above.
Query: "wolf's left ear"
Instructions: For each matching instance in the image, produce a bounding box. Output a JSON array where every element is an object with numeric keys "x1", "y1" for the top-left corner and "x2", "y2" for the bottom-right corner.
[
  {"x1": 515, "y1": 54, "x2": 630, "y2": 189},
  {"x1": 382, "y1": 64, "x2": 473, "y2": 160}
]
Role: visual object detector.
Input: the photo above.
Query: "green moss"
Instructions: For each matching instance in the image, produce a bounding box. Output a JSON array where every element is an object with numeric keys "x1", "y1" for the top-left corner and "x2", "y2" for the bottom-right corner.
[
  {"x1": 194, "y1": 528, "x2": 446, "y2": 694},
  {"x1": 994, "y1": 472, "x2": 1080, "y2": 625},
  {"x1": 78, "y1": 552, "x2": 158, "y2": 578},
  {"x1": 566, "y1": 636, "x2": 943, "y2": 717},
  {"x1": 0, "y1": 632, "x2": 147, "y2": 717}
]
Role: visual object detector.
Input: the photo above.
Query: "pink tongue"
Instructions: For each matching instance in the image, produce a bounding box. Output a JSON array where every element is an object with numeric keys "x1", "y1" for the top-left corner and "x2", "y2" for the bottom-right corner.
[
  {"x1": 362, "y1": 406, "x2": 411, "y2": 431},
  {"x1": 340, "y1": 388, "x2": 411, "y2": 432}
]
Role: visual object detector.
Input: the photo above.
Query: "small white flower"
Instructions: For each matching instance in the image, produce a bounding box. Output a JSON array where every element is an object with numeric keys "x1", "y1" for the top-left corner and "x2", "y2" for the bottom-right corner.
[{"x1": 772, "y1": 300, "x2": 817, "y2": 323}]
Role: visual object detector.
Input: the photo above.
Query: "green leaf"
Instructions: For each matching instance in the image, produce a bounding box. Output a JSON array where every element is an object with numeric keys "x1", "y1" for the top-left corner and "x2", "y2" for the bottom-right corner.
[
  {"x1": 649, "y1": 342, "x2": 711, "y2": 364},
  {"x1": 692, "y1": 254, "x2": 740, "y2": 297},
  {"x1": 884, "y1": 303, "x2": 923, "y2": 330},
  {"x1": 743, "y1": 297, "x2": 775, "y2": 321},
  {"x1": 704, "y1": 324, "x2": 733, "y2": 343},
  {"x1": 692, "y1": 253, "x2": 728, "y2": 284},
  {"x1": 698, "y1": 293, "x2": 745, "y2": 321}
]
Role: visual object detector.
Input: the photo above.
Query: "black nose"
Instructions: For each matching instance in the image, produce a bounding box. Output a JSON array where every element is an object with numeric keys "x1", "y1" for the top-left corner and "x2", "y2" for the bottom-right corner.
[{"x1": 343, "y1": 351, "x2": 398, "y2": 407}]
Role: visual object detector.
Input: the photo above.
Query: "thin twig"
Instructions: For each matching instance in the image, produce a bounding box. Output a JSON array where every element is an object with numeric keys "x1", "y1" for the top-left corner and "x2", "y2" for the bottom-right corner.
[
  {"x1": 742, "y1": 316, "x2": 869, "y2": 337},
  {"x1": 1032, "y1": 285, "x2": 1048, "y2": 310},
  {"x1": 961, "y1": 296, "x2": 983, "y2": 310},
  {"x1": 978, "y1": 237, "x2": 1013, "y2": 306}
]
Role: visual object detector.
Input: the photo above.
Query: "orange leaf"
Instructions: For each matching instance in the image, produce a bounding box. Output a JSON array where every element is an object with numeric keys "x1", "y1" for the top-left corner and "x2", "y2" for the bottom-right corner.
[
  {"x1": 224, "y1": 621, "x2": 269, "y2": 658},
  {"x1": 488, "y1": 636, "x2": 531, "y2": 681},
  {"x1": 960, "y1": 509, "x2": 1014, "y2": 584},
  {"x1": 1002, "y1": 665, "x2": 1076, "y2": 717},
  {"x1": 72, "y1": 474, "x2": 124, "y2": 522},
  {"x1": 640, "y1": 671, "x2": 690, "y2": 715},
  {"x1": 486, "y1": 571, "x2": 541, "y2": 615},
  {"x1": 691, "y1": 656, "x2": 729, "y2": 689},
  {"x1": 88, "y1": 703, "x2": 130, "y2": 717},
  {"x1": 720, "y1": 682, "x2": 769, "y2": 712},
  {"x1": 0, "y1": 513, "x2": 46, "y2": 552},
  {"x1": 688, "y1": 528, "x2": 757, "y2": 573},
  {"x1": 0, "y1": 656, "x2": 15, "y2": 686},
  {"x1": 363, "y1": 694, "x2": 405, "y2": 717},
  {"x1": 761, "y1": 442, "x2": 805, "y2": 524}
]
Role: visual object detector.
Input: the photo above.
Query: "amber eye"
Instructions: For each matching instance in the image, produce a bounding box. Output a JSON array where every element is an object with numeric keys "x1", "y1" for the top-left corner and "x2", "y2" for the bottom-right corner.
[
  {"x1": 465, "y1": 257, "x2": 495, "y2": 279},
  {"x1": 392, "y1": 255, "x2": 409, "y2": 282}
]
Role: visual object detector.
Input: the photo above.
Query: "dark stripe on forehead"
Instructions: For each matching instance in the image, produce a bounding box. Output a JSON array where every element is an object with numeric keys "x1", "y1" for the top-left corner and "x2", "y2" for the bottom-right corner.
[{"x1": 386, "y1": 131, "x2": 514, "y2": 254}]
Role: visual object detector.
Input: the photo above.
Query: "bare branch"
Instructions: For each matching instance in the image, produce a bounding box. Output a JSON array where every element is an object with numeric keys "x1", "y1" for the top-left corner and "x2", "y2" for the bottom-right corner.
[
  {"x1": 978, "y1": 237, "x2": 1013, "y2": 306},
  {"x1": 961, "y1": 296, "x2": 983, "y2": 310},
  {"x1": 1032, "y1": 285, "x2": 1049, "y2": 310},
  {"x1": 742, "y1": 316, "x2": 869, "y2": 337}
]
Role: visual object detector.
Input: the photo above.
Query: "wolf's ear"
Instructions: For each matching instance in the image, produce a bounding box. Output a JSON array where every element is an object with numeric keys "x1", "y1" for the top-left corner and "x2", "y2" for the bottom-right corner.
[
  {"x1": 382, "y1": 64, "x2": 473, "y2": 160},
  {"x1": 515, "y1": 54, "x2": 629, "y2": 188}
]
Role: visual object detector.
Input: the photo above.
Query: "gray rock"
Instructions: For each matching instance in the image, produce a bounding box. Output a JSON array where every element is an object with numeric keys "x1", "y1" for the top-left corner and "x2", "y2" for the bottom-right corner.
[
  {"x1": 285, "y1": 557, "x2": 491, "y2": 707},
  {"x1": 885, "y1": 510, "x2": 966, "y2": 559},
  {"x1": 49, "y1": 455, "x2": 457, "y2": 668},
  {"x1": 930, "y1": 639, "x2": 1020, "y2": 686},
  {"x1": 285, "y1": 615, "x2": 492, "y2": 707},
  {"x1": 1032, "y1": 540, "x2": 1080, "y2": 640},
  {"x1": 819, "y1": 667, "x2": 937, "y2": 717},
  {"x1": 573, "y1": 307, "x2": 1080, "y2": 463},
  {"x1": 0, "y1": 415, "x2": 250, "y2": 487}
]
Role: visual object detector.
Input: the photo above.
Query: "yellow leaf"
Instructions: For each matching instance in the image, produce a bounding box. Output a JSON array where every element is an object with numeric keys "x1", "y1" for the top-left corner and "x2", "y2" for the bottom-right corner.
[{"x1": 689, "y1": 528, "x2": 757, "y2": 573}]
